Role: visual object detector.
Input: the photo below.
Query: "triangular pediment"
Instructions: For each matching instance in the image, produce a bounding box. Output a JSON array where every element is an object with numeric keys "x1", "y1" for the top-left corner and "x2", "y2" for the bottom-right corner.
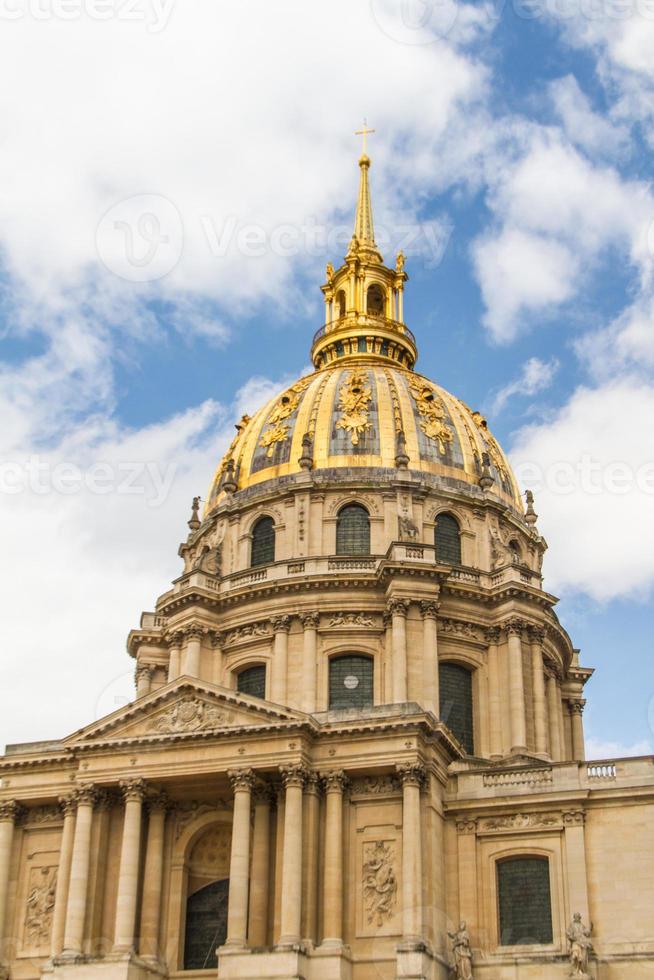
[{"x1": 65, "y1": 677, "x2": 310, "y2": 744}]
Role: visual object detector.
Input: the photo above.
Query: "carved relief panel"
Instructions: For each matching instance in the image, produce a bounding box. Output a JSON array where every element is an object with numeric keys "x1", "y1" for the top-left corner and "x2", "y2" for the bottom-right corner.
[
  {"x1": 353, "y1": 799, "x2": 402, "y2": 939},
  {"x1": 16, "y1": 835, "x2": 60, "y2": 955}
]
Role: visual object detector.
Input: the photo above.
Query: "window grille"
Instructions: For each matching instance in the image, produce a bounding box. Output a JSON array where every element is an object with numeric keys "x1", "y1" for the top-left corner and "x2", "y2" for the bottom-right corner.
[
  {"x1": 336, "y1": 504, "x2": 370, "y2": 555},
  {"x1": 435, "y1": 513, "x2": 461, "y2": 564},
  {"x1": 439, "y1": 662, "x2": 474, "y2": 754},
  {"x1": 497, "y1": 857, "x2": 553, "y2": 946},
  {"x1": 329, "y1": 655, "x2": 373, "y2": 709},
  {"x1": 251, "y1": 516, "x2": 275, "y2": 567},
  {"x1": 237, "y1": 665, "x2": 266, "y2": 700}
]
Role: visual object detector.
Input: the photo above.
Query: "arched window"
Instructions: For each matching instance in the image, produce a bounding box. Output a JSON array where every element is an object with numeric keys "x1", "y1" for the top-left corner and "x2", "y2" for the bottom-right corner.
[
  {"x1": 367, "y1": 283, "x2": 385, "y2": 316},
  {"x1": 184, "y1": 879, "x2": 229, "y2": 968},
  {"x1": 336, "y1": 504, "x2": 370, "y2": 556},
  {"x1": 251, "y1": 515, "x2": 275, "y2": 567},
  {"x1": 336, "y1": 290, "x2": 346, "y2": 319},
  {"x1": 439, "y1": 662, "x2": 474, "y2": 754},
  {"x1": 497, "y1": 857, "x2": 553, "y2": 946},
  {"x1": 435, "y1": 513, "x2": 461, "y2": 564},
  {"x1": 329, "y1": 654, "x2": 373, "y2": 709},
  {"x1": 237, "y1": 664, "x2": 266, "y2": 700}
]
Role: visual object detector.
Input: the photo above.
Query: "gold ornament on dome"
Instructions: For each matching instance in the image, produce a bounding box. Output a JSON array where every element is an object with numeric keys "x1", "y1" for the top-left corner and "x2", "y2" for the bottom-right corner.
[
  {"x1": 408, "y1": 381, "x2": 453, "y2": 454},
  {"x1": 336, "y1": 368, "x2": 373, "y2": 446},
  {"x1": 259, "y1": 380, "x2": 310, "y2": 458}
]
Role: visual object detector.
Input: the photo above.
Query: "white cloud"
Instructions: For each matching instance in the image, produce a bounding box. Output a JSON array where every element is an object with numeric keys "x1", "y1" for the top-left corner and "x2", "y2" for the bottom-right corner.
[
  {"x1": 576, "y1": 294, "x2": 654, "y2": 380},
  {"x1": 550, "y1": 74, "x2": 628, "y2": 158},
  {"x1": 586, "y1": 736, "x2": 653, "y2": 760},
  {"x1": 473, "y1": 130, "x2": 653, "y2": 340},
  {"x1": 509, "y1": 378, "x2": 654, "y2": 601},
  {"x1": 491, "y1": 356, "x2": 559, "y2": 413}
]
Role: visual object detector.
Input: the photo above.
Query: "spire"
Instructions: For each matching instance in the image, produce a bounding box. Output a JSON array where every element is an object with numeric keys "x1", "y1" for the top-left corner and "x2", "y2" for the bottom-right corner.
[{"x1": 353, "y1": 153, "x2": 375, "y2": 245}]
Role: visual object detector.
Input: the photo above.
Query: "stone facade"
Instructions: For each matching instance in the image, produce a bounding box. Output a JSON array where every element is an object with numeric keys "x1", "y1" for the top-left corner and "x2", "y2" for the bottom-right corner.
[{"x1": 1, "y1": 154, "x2": 652, "y2": 980}]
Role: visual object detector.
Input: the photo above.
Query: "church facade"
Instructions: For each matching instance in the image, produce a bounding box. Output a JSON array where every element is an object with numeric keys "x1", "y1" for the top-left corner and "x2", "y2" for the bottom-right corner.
[{"x1": 1, "y1": 153, "x2": 652, "y2": 980}]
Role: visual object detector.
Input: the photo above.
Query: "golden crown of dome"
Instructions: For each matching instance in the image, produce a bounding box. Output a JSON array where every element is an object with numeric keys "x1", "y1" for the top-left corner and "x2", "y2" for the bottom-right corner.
[{"x1": 206, "y1": 143, "x2": 522, "y2": 515}]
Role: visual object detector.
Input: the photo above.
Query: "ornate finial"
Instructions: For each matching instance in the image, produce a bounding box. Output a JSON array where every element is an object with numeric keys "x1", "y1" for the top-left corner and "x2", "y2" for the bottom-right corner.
[
  {"x1": 222, "y1": 458, "x2": 237, "y2": 494},
  {"x1": 188, "y1": 496, "x2": 201, "y2": 531},
  {"x1": 299, "y1": 432, "x2": 314, "y2": 471},
  {"x1": 479, "y1": 451, "x2": 494, "y2": 490},
  {"x1": 352, "y1": 127, "x2": 377, "y2": 247},
  {"x1": 395, "y1": 429, "x2": 409, "y2": 469},
  {"x1": 524, "y1": 489, "x2": 538, "y2": 525}
]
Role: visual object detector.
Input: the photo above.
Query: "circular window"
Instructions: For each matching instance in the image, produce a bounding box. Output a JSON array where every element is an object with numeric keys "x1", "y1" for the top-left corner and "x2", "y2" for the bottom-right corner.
[{"x1": 343, "y1": 674, "x2": 360, "y2": 690}]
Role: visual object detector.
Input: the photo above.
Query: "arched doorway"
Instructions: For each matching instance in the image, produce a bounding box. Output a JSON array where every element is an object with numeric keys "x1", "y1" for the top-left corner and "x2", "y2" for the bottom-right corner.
[
  {"x1": 184, "y1": 879, "x2": 229, "y2": 969},
  {"x1": 182, "y1": 823, "x2": 231, "y2": 969}
]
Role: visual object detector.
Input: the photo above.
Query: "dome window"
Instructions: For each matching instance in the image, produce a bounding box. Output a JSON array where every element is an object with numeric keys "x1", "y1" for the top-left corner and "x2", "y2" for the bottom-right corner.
[
  {"x1": 251, "y1": 516, "x2": 275, "y2": 567},
  {"x1": 435, "y1": 513, "x2": 461, "y2": 565},
  {"x1": 366, "y1": 283, "x2": 385, "y2": 316},
  {"x1": 237, "y1": 664, "x2": 266, "y2": 700},
  {"x1": 336, "y1": 504, "x2": 370, "y2": 556},
  {"x1": 336, "y1": 290, "x2": 346, "y2": 319},
  {"x1": 329, "y1": 654, "x2": 373, "y2": 709}
]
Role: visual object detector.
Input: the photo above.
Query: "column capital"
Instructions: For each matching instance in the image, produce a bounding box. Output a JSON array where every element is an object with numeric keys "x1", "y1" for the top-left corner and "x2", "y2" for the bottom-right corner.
[
  {"x1": 252, "y1": 780, "x2": 274, "y2": 806},
  {"x1": 485, "y1": 625, "x2": 501, "y2": 644},
  {"x1": 135, "y1": 664, "x2": 154, "y2": 680},
  {"x1": 74, "y1": 784, "x2": 99, "y2": 807},
  {"x1": 58, "y1": 795, "x2": 78, "y2": 818},
  {"x1": 279, "y1": 764, "x2": 309, "y2": 789},
  {"x1": 119, "y1": 778, "x2": 147, "y2": 803},
  {"x1": 300, "y1": 611, "x2": 319, "y2": 630},
  {"x1": 183, "y1": 624, "x2": 207, "y2": 640},
  {"x1": 146, "y1": 790, "x2": 169, "y2": 814},
  {"x1": 387, "y1": 598, "x2": 409, "y2": 618},
  {"x1": 396, "y1": 763, "x2": 426, "y2": 788},
  {"x1": 419, "y1": 600, "x2": 440, "y2": 620},
  {"x1": 303, "y1": 771, "x2": 322, "y2": 797},
  {"x1": 503, "y1": 618, "x2": 525, "y2": 636},
  {"x1": 0, "y1": 799, "x2": 25, "y2": 823},
  {"x1": 165, "y1": 630, "x2": 184, "y2": 648},
  {"x1": 320, "y1": 770, "x2": 349, "y2": 794},
  {"x1": 456, "y1": 818, "x2": 478, "y2": 835},
  {"x1": 228, "y1": 768, "x2": 256, "y2": 793},
  {"x1": 528, "y1": 624, "x2": 546, "y2": 644},
  {"x1": 272, "y1": 615, "x2": 291, "y2": 633},
  {"x1": 563, "y1": 809, "x2": 586, "y2": 826},
  {"x1": 568, "y1": 700, "x2": 585, "y2": 716}
]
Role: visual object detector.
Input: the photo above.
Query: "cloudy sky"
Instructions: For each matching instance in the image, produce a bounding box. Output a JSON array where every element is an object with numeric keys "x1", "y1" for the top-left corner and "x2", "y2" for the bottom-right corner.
[{"x1": 1, "y1": 0, "x2": 653, "y2": 757}]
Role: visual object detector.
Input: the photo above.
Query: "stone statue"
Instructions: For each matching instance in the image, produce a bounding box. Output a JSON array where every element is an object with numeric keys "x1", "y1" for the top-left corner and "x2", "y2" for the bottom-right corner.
[
  {"x1": 567, "y1": 913, "x2": 592, "y2": 978},
  {"x1": 448, "y1": 922, "x2": 473, "y2": 980},
  {"x1": 395, "y1": 250, "x2": 405, "y2": 274},
  {"x1": 326, "y1": 262, "x2": 335, "y2": 281},
  {"x1": 399, "y1": 515, "x2": 419, "y2": 541}
]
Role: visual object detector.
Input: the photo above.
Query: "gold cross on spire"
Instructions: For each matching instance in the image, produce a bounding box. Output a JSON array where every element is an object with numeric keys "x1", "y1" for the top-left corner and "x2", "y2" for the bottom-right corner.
[{"x1": 355, "y1": 119, "x2": 375, "y2": 156}]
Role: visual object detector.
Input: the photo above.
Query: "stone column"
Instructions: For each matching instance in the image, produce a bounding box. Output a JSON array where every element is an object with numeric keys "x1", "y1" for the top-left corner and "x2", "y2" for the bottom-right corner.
[
  {"x1": 505, "y1": 620, "x2": 527, "y2": 754},
  {"x1": 167, "y1": 632, "x2": 182, "y2": 682},
  {"x1": 0, "y1": 801, "x2": 22, "y2": 971},
  {"x1": 113, "y1": 779, "x2": 146, "y2": 952},
  {"x1": 486, "y1": 628, "x2": 502, "y2": 758},
  {"x1": 456, "y1": 818, "x2": 478, "y2": 943},
  {"x1": 546, "y1": 672, "x2": 562, "y2": 761},
  {"x1": 420, "y1": 601, "x2": 439, "y2": 716},
  {"x1": 321, "y1": 771, "x2": 348, "y2": 946},
  {"x1": 225, "y1": 769, "x2": 255, "y2": 948},
  {"x1": 277, "y1": 766, "x2": 306, "y2": 947},
  {"x1": 300, "y1": 613, "x2": 319, "y2": 714},
  {"x1": 270, "y1": 617, "x2": 291, "y2": 705},
  {"x1": 51, "y1": 796, "x2": 77, "y2": 958},
  {"x1": 563, "y1": 810, "x2": 590, "y2": 925},
  {"x1": 135, "y1": 665, "x2": 153, "y2": 699},
  {"x1": 182, "y1": 627, "x2": 204, "y2": 678},
  {"x1": 210, "y1": 630, "x2": 224, "y2": 687},
  {"x1": 62, "y1": 786, "x2": 97, "y2": 958},
  {"x1": 248, "y1": 783, "x2": 272, "y2": 948},
  {"x1": 139, "y1": 792, "x2": 168, "y2": 961},
  {"x1": 397, "y1": 764, "x2": 425, "y2": 945},
  {"x1": 301, "y1": 774, "x2": 320, "y2": 945},
  {"x1": 558, "y1": 684, "x2": 569, "y2": 760},
  {"x1": 570, "y1": 703, "x2": 586, "y2": 761},
  {"x1": 529, "y1": 627, "x2": 548, "y2": 756},
  {"x1": 388, "y1": 599, "x2": 409, "y2": 703}
]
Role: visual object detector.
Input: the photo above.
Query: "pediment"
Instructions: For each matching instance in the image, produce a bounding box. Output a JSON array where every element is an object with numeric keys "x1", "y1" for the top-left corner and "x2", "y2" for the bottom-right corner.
[{"x1": 65, "y1": 678, "x2": 309, "y2": 744}]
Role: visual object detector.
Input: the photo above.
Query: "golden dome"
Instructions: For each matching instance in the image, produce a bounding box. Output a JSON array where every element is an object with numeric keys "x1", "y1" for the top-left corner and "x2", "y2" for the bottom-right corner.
[
  {"x1": 205, "y1": 362, "x2": 522, "y2": 513},
  {"x1": 205, "y1": 150, "x2": 523, "y2": 515}
]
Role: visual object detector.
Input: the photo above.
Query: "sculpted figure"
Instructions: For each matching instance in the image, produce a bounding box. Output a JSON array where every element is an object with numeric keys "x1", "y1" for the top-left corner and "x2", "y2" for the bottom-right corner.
[
  {"x1": 448, "y1": 922, "x2": 473, "y2": 980},
  {"x1": 399, "y1": 515, "x2": 419, "y2": 541},
  {"x1": 567, "y1": 913, "x2": 592, "y2": 978},
  {"x1": 395, "y1": 250, "x2": 405, "y2": 273}
]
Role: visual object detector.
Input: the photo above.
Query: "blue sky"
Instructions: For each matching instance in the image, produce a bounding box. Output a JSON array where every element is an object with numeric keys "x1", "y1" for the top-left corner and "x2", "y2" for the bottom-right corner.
[{"x1": 0, "y1": 0, "x2": 652, "y2": 754}]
